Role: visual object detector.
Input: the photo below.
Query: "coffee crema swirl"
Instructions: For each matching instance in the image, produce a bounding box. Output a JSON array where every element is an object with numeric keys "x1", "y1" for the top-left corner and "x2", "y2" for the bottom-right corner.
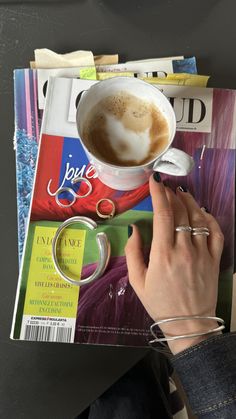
[{"x1": 82, "y1": 91, "x2": 169, "y2": 166}]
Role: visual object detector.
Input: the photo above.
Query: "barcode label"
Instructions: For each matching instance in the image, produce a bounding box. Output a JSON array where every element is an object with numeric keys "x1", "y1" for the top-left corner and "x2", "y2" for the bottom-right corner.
[
  {"x1": 20, "y1": 315, "x2": 75, "y2": 343},
  {"x1": 24, "y1": 325, "x2": 72, "y2": 343}
]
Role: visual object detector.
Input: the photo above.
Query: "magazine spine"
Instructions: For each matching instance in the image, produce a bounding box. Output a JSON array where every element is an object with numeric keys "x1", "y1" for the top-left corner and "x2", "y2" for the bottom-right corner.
[{"x1": 10, "y1": 77, "x2": 55, "y2": 339}]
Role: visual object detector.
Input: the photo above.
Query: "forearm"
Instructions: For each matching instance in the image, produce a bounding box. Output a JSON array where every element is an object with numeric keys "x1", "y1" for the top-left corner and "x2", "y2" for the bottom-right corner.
[{"x1": 170, "y1": 333, "x2": 236, "y2": 418}]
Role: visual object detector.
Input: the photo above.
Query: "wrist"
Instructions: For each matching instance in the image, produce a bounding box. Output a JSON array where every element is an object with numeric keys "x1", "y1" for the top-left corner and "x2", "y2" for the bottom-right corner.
[
  {"x1": 168, "y1": 330, "x2": 222, "y2": 355},
  {"x1": 150, "y1": 317, "x2": 224, "y2": 354},
  {"x1": 161, "y1": 319, "x2": 221, "y2": 354}
]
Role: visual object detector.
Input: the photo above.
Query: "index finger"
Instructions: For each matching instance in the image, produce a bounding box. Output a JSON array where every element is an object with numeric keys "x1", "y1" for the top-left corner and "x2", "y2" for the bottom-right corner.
[{"x1": 149, "y1": 174, "x2": 174, "y2": 250}]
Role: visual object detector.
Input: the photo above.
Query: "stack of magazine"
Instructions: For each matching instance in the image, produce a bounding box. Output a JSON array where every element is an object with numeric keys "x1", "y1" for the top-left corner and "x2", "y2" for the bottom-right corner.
[{"x1": 11, "y1": 51, "x2": 235, "y2": 346}]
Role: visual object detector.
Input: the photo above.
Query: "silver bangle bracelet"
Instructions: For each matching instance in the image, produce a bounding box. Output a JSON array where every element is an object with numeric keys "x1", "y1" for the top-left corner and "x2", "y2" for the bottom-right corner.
[
  {"x1": 149, "y1": 316, "x2": 225, "y2": 345},
  {"x1": 52, "y1": 216, "x2": 111, "y2": 286}
]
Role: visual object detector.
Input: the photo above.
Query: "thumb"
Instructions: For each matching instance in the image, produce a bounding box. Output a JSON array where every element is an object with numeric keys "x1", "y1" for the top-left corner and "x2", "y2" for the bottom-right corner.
[{"x1": 125, "y1": 224, "x2": 147, "y2": 299}]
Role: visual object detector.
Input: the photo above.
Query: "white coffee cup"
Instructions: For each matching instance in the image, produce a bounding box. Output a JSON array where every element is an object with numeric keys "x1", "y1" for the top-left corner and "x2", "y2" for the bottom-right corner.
[{"x1": 76, "y1": 77, "x2": 194, "y2": 190}]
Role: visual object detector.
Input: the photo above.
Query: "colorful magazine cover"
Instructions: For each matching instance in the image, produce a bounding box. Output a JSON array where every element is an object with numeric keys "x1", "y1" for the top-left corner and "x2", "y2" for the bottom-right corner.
[
  {"x1": 11, "y1": 76, "x2": 235, "y2": 346},
  {"x1": 14, "y1": 69, "x2": 42, "y2": 262},
  {"x1": 14, "y1": 60, "x2": 198, "y2": 263}
]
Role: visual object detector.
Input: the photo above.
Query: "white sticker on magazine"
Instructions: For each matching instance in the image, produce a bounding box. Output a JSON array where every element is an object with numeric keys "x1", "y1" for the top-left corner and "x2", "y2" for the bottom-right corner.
[
  {"x1": 37, "y1": 67, "x2": 82, "y2": 110},
  {"x1": 20, "y1": 315, "x2": 76, "y2": 343},
  {"x1": 155, "y1": 85, "x2": 213, "y2": 133},
  {"x1": 68, "y1": 79, "x2": 98, "y2": 122}
]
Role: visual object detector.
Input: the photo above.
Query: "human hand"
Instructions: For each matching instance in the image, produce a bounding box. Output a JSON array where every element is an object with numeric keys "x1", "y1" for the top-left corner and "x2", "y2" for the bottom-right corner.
[{"x1": 125, "y1": 174, "x2": 224, "y2": 354}]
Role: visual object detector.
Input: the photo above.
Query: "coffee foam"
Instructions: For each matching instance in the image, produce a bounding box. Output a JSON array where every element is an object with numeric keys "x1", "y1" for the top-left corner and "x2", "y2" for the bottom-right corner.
[
  {"x1": 106, "y1": 114, "x2": 151, "y2": 162},
  {"x1": 82, "y1": 91, "x2": 169, "y2": 166}
]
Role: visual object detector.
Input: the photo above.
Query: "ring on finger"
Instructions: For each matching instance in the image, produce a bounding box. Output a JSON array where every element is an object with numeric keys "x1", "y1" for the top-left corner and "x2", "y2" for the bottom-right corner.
[
  {"x1": 192, "y1": 231, "x2": 210, "y2": 236},
  {"x1": 192, "y1": 226, "x2": 210, "y2": 236},
  {"x1": 175, "y1": 225, "x2": 192, "y2": 232}
]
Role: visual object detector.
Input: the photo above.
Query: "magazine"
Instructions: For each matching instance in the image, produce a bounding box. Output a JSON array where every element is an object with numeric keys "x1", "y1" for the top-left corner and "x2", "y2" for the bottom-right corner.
[
  {"x1": 14, "y1": 67, "x2": 202, "y2": 262},
  {"x1": 95, "y1": 56, "x2": 197, "y2": 76},
  {"x1": 14, "y1": 69, "x2": 42, "y2": 261},
  {"x1": 37, "y1": 57, "x2": 197, "y2": 110},
  {"x1": 11, "y1": 76, "x2": 235, "y2": 345}
]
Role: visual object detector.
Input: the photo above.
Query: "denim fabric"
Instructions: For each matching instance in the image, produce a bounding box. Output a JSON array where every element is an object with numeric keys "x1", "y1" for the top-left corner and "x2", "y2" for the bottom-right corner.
[{"x1": 171, "y1": 333, "x2": 236, "y2": 418}]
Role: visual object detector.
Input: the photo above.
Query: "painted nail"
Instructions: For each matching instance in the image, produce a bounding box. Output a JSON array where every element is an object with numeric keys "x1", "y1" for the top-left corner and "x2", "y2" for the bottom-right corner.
[
  {"x1": 128, "y1": 225, "x2": 133, "y2": 238},
  {"x1": 201, "y1": 207, "x2": 210, "y2": 213},
  {"x1": 178, "y1": 186, "x2": 188, "y2": 192},
  {"x1": 153, "y1": 172, "x2": 161, "y2": 183}
]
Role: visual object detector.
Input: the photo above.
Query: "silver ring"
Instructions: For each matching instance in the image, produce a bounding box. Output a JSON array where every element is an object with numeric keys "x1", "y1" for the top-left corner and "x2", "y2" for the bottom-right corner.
[
  {"x1": 52, "y1": 216, "x2": 111, "y2": 286},
  {"x1": 55, "y1": 187, "x2": 77, "y2": 207},
  {"x1": 71, "y1": 176, "x2": 92, "y2": 198},
  {"x1": 192, "y1": 231, "x2": 210, "y2": 236},
  {"x1": 96, "y1": 198, "x2": 116, "y2": 219},
  {"x1": 175, "y1": 225, "x2": 192, "y2": 232},
  {"x1": 192, "y1": 226, "x2": 210, "y2": 236}
]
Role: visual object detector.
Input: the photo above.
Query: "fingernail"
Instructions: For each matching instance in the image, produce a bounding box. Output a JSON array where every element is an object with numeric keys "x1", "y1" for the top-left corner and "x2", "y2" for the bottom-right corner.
[
  {"x1": 128, "y1": 225, "x2": 133, "y2": 238},
  {"x1": 178, "y1": 186, "x2": 188, "y2": 192},
  {"x1": 201, "y1": 207, "x2": 210, "y2": 213},
  {"x1": 153, "y1": 172, "x2": 161, "y2": 183}
]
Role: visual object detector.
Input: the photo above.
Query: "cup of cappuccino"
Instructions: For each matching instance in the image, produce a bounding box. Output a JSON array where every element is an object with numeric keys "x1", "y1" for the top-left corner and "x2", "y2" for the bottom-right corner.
[{"x1": 76, "y1": 77, "x2": 194, "y2": 190}]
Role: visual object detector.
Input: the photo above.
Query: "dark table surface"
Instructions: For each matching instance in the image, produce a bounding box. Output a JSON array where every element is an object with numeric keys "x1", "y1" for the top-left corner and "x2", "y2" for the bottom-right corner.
[{"x1": 1, "y1": 1, "x2": 236, "y2": 418}]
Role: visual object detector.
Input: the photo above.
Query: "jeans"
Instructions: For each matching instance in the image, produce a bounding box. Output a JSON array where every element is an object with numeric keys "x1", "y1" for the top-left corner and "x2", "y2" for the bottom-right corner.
[{"x1": 172, "y1": 332, "x2": 236, "y2": 418}]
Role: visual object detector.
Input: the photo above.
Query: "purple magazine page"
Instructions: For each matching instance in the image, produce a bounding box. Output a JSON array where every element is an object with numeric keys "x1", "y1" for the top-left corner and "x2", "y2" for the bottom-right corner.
[{"x1": 60, "y1": 84, "x2": 236, "y2": 344}]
